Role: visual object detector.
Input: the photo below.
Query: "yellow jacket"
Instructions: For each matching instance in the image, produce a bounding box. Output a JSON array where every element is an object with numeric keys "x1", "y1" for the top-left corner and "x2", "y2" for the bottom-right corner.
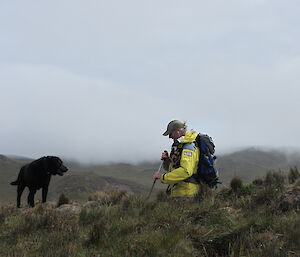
[{"x1": 160, "y1": 130, "x2": 200, "y2": 197}]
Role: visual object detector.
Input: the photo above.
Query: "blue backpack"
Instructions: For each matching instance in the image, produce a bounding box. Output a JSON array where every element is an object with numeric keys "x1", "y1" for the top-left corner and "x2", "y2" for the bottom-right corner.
[{"x1": 185, "y1": 134, "x2": 220, "y2": 188}]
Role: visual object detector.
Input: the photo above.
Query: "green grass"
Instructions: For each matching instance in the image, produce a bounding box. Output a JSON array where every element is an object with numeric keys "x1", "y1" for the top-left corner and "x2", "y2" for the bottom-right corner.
[
  {"x1": 1, "y1": 170, "x2": 299, "y2": 257},
  {"x1": 1, "y1": 152, "x2": 300, "y2": 257}
]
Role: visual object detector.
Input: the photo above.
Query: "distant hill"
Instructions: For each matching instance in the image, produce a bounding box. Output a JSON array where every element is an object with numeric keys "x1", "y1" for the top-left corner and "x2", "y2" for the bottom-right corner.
[
  {"x1": 75, "y1": 147, "x2": 300, "y2": 186},
  {"x1": 74, "y1": 162, "x2": 160, "y2": 188},
  {"x1": 216, "y1": 147, "x2": 300, "y2": 183},
  {"x1": 0, "y1": 155, "x2": 28, "y2": 204},
  {"x1": 49, "y1": 171, "x2": 147, "y2": 201},
  {"x1": 1, "y1": 148, "x2": 300, "y2": 205}
]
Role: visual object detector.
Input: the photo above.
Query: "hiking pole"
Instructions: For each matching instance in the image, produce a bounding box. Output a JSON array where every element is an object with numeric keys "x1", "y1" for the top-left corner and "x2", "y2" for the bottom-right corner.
[{"x1": 146, "y1": 160, "x2": 164, "y2": 200}]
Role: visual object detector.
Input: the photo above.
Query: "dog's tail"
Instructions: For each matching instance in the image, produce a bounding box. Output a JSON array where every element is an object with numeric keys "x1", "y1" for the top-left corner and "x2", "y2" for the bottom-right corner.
[{"x1": 11, "y1": 166, "x2": 24, "y2": 186}]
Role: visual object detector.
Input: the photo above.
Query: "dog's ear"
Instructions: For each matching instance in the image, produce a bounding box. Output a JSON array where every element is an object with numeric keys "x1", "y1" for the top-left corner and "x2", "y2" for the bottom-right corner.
[
  {"x1": 44, "y1": 156, "x2": 54, "y2": 174},
  {"x1": 47, "y1": 156, "x2": 63, "y2": 175}
]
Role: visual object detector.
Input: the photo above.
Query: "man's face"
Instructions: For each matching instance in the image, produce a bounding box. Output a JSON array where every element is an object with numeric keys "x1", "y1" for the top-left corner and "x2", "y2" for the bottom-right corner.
[{"x1": 169, "y1": 129, "x2": 182, "y2": 139}]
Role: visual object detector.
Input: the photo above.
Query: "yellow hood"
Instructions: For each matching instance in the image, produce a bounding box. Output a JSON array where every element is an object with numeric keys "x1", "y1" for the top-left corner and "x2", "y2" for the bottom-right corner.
[{"x1": 180, "y1": 130, "x2": 198, "y2": 143}]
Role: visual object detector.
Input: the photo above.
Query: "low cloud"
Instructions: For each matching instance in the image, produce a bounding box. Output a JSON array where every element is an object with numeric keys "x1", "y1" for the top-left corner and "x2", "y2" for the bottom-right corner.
[{"x1": 0, "y1": 1, "x2": 299, "y2": 162}]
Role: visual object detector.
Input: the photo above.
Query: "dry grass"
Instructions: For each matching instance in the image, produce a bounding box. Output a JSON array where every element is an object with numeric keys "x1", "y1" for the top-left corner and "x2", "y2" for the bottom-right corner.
[{"x1": 0, "y1": 170, "x2": 299, "y2": 257}]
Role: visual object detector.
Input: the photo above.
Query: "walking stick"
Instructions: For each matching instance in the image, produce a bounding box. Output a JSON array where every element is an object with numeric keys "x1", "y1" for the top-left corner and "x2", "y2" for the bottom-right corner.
[{"x1": 146, "y1": 160, "x2": 164, "y2": 200}]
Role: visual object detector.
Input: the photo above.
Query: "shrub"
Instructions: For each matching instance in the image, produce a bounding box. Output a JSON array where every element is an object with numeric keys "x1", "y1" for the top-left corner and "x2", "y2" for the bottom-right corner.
[
  {"x1": 239, "y1": 183, "x2": 256, "y2": 196},
  {"x1": 251, "y1": 185, "x2": 283, "y2": 207},
  {"x1": 288, "y1": 166, "x2": 300, "y2": 184},
  {"x1": 230, "y1": 177, "x2": 243, "y2": 194},
  {"x1": 249, "y1": 170, "x2": 286, "y2": 207},
  {"x1": 265, "y1": 170, "x2": 285, "y2": 190},
  {"x1": 57, "y1": 193, "x2": 70, "y2": 207},
  {"x1": 88, "y1": 190, "x2": 127, "y2": 205},
  {"x1": 252, "y1": 178, "x2": 264, "y2": 186}
]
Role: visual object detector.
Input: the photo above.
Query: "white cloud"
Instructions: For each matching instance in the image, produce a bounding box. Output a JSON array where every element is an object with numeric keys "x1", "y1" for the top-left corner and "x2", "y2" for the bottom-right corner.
[
  {"x1": 0, "y1": 0, "x2": 300, "y2": 162},
  {"x1": 0, "y1": 63, "x2": 172, "y2": 162}
]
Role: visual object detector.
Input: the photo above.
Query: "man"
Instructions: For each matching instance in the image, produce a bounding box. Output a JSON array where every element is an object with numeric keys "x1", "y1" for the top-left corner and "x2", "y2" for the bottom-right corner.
[{"x1": 153, "y1": 120, "x2": 200, "y2": 198}]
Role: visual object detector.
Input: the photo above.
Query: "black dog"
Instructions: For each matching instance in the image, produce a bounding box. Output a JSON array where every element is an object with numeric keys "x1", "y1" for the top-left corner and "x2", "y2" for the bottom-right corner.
[{"x1": 10, "y1": 156, "x2": 68, "y2": 208}]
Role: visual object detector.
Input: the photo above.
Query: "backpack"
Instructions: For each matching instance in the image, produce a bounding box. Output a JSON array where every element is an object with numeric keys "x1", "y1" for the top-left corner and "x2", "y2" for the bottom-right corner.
[{"x1": 184, "y1": 133, "x2": 220, "y2": 188}]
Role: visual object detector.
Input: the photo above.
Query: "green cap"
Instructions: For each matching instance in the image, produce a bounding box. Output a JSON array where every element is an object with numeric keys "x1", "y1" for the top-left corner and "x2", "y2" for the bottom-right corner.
[{"x1": 163, "y1": 120, "x2": 185, "y2": 136}]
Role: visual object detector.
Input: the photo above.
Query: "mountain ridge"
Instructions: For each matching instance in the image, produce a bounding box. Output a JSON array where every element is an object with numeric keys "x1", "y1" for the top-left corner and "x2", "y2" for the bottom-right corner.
[{"x1": 1, "y1": 147, "x2": 300, "y2": 205}]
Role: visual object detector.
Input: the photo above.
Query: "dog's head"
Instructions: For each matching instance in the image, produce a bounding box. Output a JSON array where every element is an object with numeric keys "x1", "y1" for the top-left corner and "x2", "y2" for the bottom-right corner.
[{"x1": 46, "y1": 156, "x2": 68, "y2": 176}]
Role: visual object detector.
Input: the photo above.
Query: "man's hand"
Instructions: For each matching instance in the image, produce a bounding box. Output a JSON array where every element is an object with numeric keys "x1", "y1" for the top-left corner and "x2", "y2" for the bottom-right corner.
[{"x1": 153, "y1": 171, "x2": 162, "y2": 179}]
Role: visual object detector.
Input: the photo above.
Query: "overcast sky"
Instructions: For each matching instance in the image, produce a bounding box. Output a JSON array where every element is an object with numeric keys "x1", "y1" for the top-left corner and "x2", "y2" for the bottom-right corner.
[{"x1": 0, "y1": 0, "x2": 299, "y2": 163}]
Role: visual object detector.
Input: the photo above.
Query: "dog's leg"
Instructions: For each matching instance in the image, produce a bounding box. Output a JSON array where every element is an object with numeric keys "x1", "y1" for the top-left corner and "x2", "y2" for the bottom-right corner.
[
  {"x1": 17, "y1": 184, "x2": 25, "y2": 208},
  {"x1": 27, "y1": 188, "x2": 36, "y2": 207},
  {"x1": 42, "y1": 186, "x2": 48, "y2": 203}
]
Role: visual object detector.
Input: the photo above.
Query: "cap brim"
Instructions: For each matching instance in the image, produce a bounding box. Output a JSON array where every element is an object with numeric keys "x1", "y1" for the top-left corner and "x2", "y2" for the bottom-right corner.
[{"x1": 162, "y1": 130, "x2": 170, "y2": 136}]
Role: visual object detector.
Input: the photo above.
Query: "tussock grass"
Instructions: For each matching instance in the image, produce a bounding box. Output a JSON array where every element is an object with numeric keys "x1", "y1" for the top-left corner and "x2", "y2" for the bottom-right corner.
[
  {"x1": 57, "y1": 193, "x2": 70, "y2": 207},
  {"x1": 230, "y1": 176, "x2": 243, "y2": 193},
  {"x1": 288, "y1": 166, "x2": 300, "y2": 184},
  {"x1": 1, "y1": 170, "x2": 300, "y2": 257},
  {"x1": 88, "y1": 189, "x2": 128, "y2": 205}
]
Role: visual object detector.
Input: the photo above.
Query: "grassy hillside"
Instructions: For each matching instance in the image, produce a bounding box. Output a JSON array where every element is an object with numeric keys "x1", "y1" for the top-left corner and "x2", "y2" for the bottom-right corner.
[
  {"x1": 0, "y1": 171, "x2": 299, "y2": 257},
  {"x1": 74, "y1": 161, "x2": 160, "y2": 187},
  {"x1": 49, "y1": 171, "x2": 148, "y2": 201},
  {"x1": 1, "y1": 156, "x2": 155, "y2": 205},
  {"x1": 2, "y1": 148, "x2": 300, "y2": 206}
]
